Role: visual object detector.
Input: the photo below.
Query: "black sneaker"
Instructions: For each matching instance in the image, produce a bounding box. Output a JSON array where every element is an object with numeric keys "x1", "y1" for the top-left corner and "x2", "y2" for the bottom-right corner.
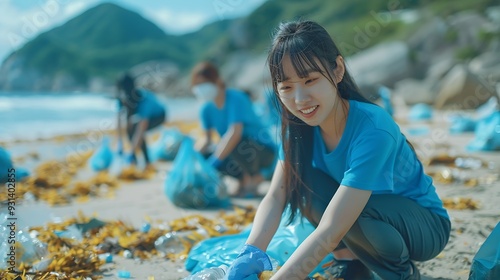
[{"x1": 325, "y1": 259, "x2": 374, "y2": 280}]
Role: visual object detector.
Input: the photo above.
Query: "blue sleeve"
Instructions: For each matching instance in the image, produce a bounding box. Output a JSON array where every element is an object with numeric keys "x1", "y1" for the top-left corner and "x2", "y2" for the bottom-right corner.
[
  {"x1": 341, "y1": 130, "x2": 396, "y2": 191},
  {"x1": 135, "y1": 92, "x2": 151, "y2": 119},
  {"x1": 200, "y1": 105, "x2": 211, "y2": 130},
  {"x1": 227, "y1": 92, "x2": 250, "y2": 125},
  {"x1": 136, "y1": 92, "x2": 165, "y2": 120}
]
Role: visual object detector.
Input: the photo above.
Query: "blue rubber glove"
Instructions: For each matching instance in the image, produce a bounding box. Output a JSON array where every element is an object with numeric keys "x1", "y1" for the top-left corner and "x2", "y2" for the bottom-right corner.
[
  {"x1": 207, "y1": 155, "x2": 223, "y2": 170},
  {"x1": 124, "y1": 153, "x2": 136, "y2": 165},
  {"x1": 226, "y1": 244, "x2": 273, "y2": 280}
]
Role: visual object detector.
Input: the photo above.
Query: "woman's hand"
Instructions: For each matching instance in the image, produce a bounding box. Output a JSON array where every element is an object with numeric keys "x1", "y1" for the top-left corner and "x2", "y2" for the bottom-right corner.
[{"x1": 226, "y1": 244, "x2": 273, "y2": 280}]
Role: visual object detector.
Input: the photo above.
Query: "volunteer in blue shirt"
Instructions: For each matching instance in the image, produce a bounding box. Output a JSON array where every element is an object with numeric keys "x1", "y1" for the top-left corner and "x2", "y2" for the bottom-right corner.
[
  {"x1": 0, "y1": 147, "x2": 29, "y2": 183},
  {"x1": 225, "y1": 20, "x2": 451, "y2": 280},
  {"x1": 116, "y1": 74, "x2": 166, "y2": 166},
  {"x1": 190, "y1": 62, "x2": 276, "y2": 197}
]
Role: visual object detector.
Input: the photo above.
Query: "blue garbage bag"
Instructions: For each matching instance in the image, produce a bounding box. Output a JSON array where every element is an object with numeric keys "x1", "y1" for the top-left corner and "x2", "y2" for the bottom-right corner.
[
  {"x1": 89, "y1": 136, "x2": 114, "y2": 171},
  {"x1": 378, "y1": 86, "x2": 394, "y2": 117},
  {"x1": 449, "y1": 115, "x2": 476, "y2": 134},
  {"x1": 164, "y1": 137, "x2": 229, "y2": 208},
  {"x1": 408, "y1": 103, "x2": 433, "y2": 121},
  {"x1": 0, "y1": 147, "x2": 30, "y2": 183},
  {"x1": 469, "y1": 222, "x2": 500, "y2": 279},
  {"x1": 148, "y1": 128, "x2": 185, "y2": 162},
  {"x1": 467, "y1": 111, "x2": 500, "y2": 151},
  {"x1": 476, "y1": 97, "x2": 498, "y2": 120},
  {"x1": 185, "y1": 208, "x2": 334, "y2": 277}
]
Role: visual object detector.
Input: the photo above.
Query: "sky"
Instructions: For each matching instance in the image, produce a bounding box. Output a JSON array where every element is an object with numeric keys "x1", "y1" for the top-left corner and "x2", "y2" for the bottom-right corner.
[{"x1": 0, "y1": 0, "x2": 268, "y2": 62}]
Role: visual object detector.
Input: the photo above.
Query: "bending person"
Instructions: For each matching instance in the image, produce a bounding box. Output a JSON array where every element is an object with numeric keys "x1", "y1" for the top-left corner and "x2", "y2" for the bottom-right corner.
[
  {"x1": 190, "y1": 62, "x2": 276, "y2": 197},
  {"x1": 116, "y1": 74, "x2": 167, "y2": 167}
]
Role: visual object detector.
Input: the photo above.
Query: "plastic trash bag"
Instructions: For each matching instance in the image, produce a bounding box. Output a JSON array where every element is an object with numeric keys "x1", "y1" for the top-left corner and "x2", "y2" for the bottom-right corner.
[
  {"x1": 408, "y1": 103, "x2": 433, "y2": 121},
  {"x1": 467, "y1": 111, "x2": 500, "y2": 152},
  {"x1": 378, "y1": 86, "x2": 393, "y2": 117},
  {"x1": 449, "y1": 115, "x2": 476, "y2": 134},
  {"x1": 54, "y1": 224, "x2": 83, "y2": 241},
  {"x1": 469, "y1": 222, "x2": 500, "y2": 279},
  {"x1": 164, "y1": 137, "x2": 229, "y2": 208},
  {"x1": 149, "y1": 128, "x2": 185, "y2": 162},
  {"x1": 448, "y1": 98, "x2": 498, "y2": 134},
  {"x1": 476, "y1": 97, "x2": 499, "y2": 120},
  {"x1": 185, "y1": 208, "x2": 334, "y2": 277},
  {"x1": 89, "y1": 136, "x2": 114, "y2": 171},
  {"x1": 1, "y1": 229, "x2": 49, "y2": 269},
  {"x1": 0, "y1": 146, "x2": 30, "y2": 183},
  {"x1": 109, "y1": 144, "x2": 129, "y2": 177}
]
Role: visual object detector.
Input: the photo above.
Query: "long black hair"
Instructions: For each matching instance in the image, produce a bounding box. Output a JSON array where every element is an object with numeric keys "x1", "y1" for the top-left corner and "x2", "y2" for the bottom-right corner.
[
  {"x1": 116, "y1": 73, "x2": 142, "y2": 110},
  {"x1": 267, "y1": 20, "x2": 374, "y2": 224}
]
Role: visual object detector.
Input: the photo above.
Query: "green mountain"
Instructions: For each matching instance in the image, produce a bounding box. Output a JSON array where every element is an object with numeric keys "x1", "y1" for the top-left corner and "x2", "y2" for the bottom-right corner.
[
  {"x1": 12, "y1": 3, "x2": 193, "y2": 83},
  {"x1": 1, "y1": 0, "x2": 496, "y2": 91}
]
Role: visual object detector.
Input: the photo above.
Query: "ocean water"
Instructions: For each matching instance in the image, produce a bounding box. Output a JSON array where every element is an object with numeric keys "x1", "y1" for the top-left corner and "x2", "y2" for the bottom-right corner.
[{"x1": 0, "y1": 92, "x2": 200, "y2": 142}]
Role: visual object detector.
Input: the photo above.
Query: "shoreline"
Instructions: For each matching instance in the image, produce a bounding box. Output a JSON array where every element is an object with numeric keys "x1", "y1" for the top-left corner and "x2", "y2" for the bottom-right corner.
[
  {"x1": 0, "y1": 120, "x2": 201, "y2": 147},
  {"x1": 0, "y1": 93, "x2": 201, "y2": 146}
]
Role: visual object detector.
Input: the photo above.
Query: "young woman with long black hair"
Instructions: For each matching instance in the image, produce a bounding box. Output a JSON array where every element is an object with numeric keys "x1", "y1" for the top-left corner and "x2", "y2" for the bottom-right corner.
[{"x1": 226, "y1": 20, "x2": 450, "y2": 280}]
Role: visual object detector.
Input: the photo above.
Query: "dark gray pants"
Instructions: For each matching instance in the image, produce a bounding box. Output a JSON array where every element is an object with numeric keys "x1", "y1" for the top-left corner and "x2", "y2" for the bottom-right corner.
[
  {"x1": 303, "y1": 167, "x2": 451, "y2": 279},
  {"x1": 205, "y1": 137, "x2": 276, "y2": 179},
  {"x1": 127, "y1": 112, "x2": 165, "y2": 164}
]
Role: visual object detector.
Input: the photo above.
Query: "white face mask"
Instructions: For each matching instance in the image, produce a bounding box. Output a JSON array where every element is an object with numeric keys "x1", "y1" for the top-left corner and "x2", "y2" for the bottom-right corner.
[{"x1": 192, "y1": 82, "x2": 218, "y2": 103}]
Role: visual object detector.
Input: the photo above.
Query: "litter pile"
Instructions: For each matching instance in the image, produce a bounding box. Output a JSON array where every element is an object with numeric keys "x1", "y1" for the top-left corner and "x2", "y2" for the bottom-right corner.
[
  {"x1": 425, "y1": 153, "x2": 498, "y2": 210},
  {"x1": 0, "y1": 153, "x2": 154, "y2": 206},
  {"x1": 0, "y1": 206, "x2": 256, "y2": 279}
]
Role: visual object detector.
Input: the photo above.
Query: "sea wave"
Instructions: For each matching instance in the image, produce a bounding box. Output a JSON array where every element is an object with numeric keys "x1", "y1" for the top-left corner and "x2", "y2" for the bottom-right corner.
[{"x1": 0, "y1": 92, "x2": 199, "y2": 142}]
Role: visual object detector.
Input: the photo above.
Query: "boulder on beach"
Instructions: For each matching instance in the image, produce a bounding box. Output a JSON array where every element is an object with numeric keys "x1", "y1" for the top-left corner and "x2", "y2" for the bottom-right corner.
[
  {"x1": 434, "y1": 65, "x2": 497, "y2": 109},
  {"x1": 346, "y1": 41, "x2": 411, "y2": 89},
  {"x1": 469, "y1": 52, "x2": 500, "y2": 86},
  {"x1": 393, "y1": 78, "x2": 436, "y2": 105}
]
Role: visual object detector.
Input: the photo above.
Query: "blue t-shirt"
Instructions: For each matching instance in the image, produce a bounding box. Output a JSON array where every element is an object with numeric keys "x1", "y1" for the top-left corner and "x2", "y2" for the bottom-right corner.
[
  {"x1": 118, "y1": 89, "x2": 166, "y2": 121},
  {"x1": 200, "y1": 89, "x2": 274, "y2": 148},
  {"x1": 280, "y1": 100, "x2": 449, "y2": 219}
]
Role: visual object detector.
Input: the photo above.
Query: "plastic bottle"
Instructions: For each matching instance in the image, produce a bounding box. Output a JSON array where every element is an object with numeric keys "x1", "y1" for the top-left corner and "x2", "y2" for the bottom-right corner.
[
  {"x1": 98, "y1": 253, "x2": 113, "y2": 263},
  {"x1": 17, "y1": 230, "x2": 48, "y2": 264},
  {"x1": 454, "y1": 157, "x2": 483, "y2": 169},
  {"x1": 183, "y1": 265, "x2": 228, "y2": 280},
  {"x1": 154, "y1": 232, "x2": 183, "y2": 255},
  {"x1": 154, "y1": 228, "x2": 209, "y2": 256},
  {"x1": 141, "y1": 222, "x2": 151, "y2": 233}
]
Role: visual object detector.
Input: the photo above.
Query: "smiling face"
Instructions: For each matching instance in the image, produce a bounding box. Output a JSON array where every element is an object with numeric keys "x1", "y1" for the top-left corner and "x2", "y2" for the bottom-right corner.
[{"x1": 277, "y1": 55, "x2": 344, "y2": 130}]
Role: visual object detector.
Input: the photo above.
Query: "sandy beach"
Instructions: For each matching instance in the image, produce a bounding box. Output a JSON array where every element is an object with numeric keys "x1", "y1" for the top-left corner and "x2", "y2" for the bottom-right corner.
[{"x1": 1, "y1": 107, "x2": 499, "y2": 280}]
